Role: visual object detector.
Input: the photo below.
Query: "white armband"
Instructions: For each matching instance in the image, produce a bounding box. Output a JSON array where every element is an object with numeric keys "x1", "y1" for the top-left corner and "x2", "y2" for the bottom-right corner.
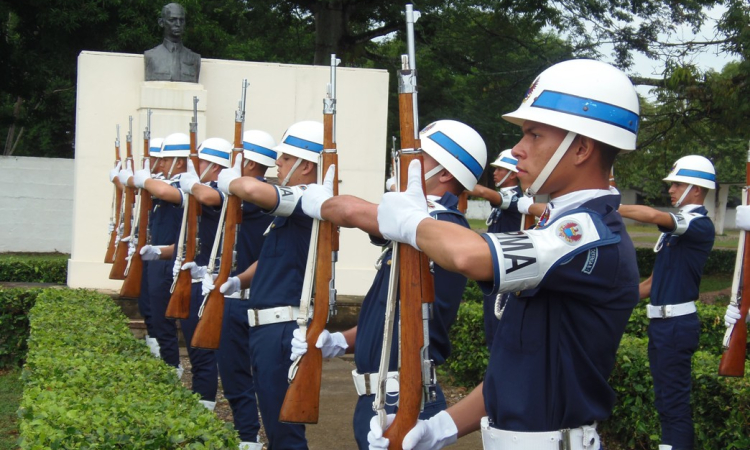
[
  {"x1": 269, "y1": 185, "x2": 306, "y2": 217},
  {"x1": 670, "y1": 212, "x2": 703, "y2": 236},
  {"x1": 484, "y1": 211, "x2": 619, "y2": 294}
]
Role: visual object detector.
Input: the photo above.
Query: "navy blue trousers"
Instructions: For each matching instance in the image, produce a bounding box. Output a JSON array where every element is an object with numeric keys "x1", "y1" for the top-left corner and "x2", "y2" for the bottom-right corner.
[
  {"x1": 146, "y1": 260, "x2": 180, "y2": 367},
  {"x1": 137, "y1": 261, "x2": 154, "y2": 337},
  {"x1": 648, "y1": 313, "x2": 700, "y2": 450},
  {"x1": 248, "y1": 321, "x2": 307, "y2": 450},
  {"x1": 217, "y1": 297, "x2": 260, "y2": 442},
  {"x1": 352, "y1": 384, "x2": 446, "y2": 450},
  {"x1": 180, "y1": 283, "x2": 218, "y2": 402}
]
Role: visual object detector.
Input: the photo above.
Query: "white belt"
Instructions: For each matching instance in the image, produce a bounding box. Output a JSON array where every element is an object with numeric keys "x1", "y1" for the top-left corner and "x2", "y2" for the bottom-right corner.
[
  {"x1": 351, "y1": 370, "x2": 399, "y2": 396},
  {"x1": 646, "y1": 301, "x2": 696, "y2": 319},
  {"x1": 247, "y1": 306, "x2": 299, "y2": 327},
  {"x1": 480, "y1": 417, "x2": 599, "y2": 450},
  {"x1": 226, "y1": 289, "x2": 250, "y2": 300}
]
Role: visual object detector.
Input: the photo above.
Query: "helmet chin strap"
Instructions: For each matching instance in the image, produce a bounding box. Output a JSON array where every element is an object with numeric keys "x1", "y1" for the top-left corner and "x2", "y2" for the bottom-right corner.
[
  {"x1": 198, "y1": 162, "x2": 214, "y2": 182},
  {"x1": 525, "y1": 131, "x2": 577, "y2": 197},
  {"x1": 166, "y1": 158, "x2": 179, "y2": 180},
  {"x1": 281, "y1": 157, "x2": 304, "y2": 186},
  {"x1": 673, "y1": 184, "x2": 693, "y2": 208},
  {"x1": 424, "y1": 164, "x2": 444, "y2": 182},
  {"x1": 494, "y1": 171, "x2": 512, "y2": 188}
]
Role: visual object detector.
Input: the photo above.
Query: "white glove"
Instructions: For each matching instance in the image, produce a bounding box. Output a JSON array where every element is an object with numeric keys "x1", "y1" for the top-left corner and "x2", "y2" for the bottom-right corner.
[
  {"x1": 290, "y1": 328, "x2": 308, "y2": 361},
  {"x1": 517, "y1": 195, "x2": 533, "y2": 215},
  {"x1": 219, "y1": 275, "x2": 241, "y2": 295},
  {"x1": 218, "y1": 157, "x2": 242, "y2": 195},
  {"x1": 126, "y1": 238, "x2": 136, "y2": 260},
  {"x1": 736, "y1": 205, "x2": 750, "y2": 231},
  {"x1": 316, "y1": 330, "x2": 348, "y2": 358},
  {"x1": 179, "y1": 160, "x2": 200, "y2": 194},
  {"x1": 377, "y1": 160, "x2": 430, "y2": 250},
  {"x1": 139, "y1": 245, "x2": 162, "y2": 261},
  {"x1": 133, "y1": 168, "x2": 151, "y2": 189},
  {"x1": 499, "y1": 188, "x2": 516, "y2": 210},
  {"x1": 181, "y1": 261, "x2": 207, "y2": 280},
  {"x1": 117, "y1": 160, "x2": 134, "y2": 186},
  {"x1": 724, "y1": 304, "x2": 748, "y2": 327},
  {"x1": 109, "y1": 161, "x2": 122, "y2": 182},
  {"x1": 108, "y1": 222, "x2": 115, "y2": 233},
  {"x1": 385, "y1": 176, "x2": 396, "y2": 192},
  {"x1": 172, "y1": 258, "x2": 182, "y2": 278},
  {"x1": 201, "y1": 272, "x2": 217, "y2": 296},
  {"x1": 401, "y1": 410, "x2": 458, "y2": 450},
  {"x1": 302, "y1": 164, "x2": 335, "y2": 220},
  {"x1": 367, "y1": 414, "x2": 394, "y2": 450}
]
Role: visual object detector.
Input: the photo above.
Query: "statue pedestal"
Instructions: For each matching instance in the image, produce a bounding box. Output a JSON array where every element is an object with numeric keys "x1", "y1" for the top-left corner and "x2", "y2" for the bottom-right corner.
[{"x1": 139, "y1": 81, "x2": 207, "y2": 139}]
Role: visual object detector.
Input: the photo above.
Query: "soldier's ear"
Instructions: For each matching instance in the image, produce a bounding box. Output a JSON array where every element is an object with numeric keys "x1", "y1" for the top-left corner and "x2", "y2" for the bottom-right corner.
[{"x1": 158, "y1": 17, "x2": 164, "y2": 28}]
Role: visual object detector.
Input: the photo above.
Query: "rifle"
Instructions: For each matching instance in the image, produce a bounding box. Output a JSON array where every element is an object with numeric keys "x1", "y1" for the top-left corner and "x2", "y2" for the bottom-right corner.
[
  {"x1": 279, "y1": 54, "x2": 341, "y2": 424},
  {"x1": 166, "y1": 97, "x2": 201, "y2": 319},
  {"x1": 191, "y1": 80, "x2": 248, "y2": 350},
  {"x1": 105, "y1": 125, "x2": 123, "y2": 263},
  {"x1": 120, "y1": 111, "x2": 154, "y2": 298},
  {"x1": 380, "y1": 6, "x2": 435, "y2": 449},
  {"x1": 718, "y1": 143, "x2": 750, "y2": 377},
  {"x1": 109, "y1": 116, "x2": 135, "y2": 280}
]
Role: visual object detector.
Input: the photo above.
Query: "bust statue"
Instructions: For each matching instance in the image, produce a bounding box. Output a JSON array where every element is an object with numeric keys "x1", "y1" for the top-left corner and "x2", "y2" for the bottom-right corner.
[{"x1": 144, "y1": 3, "x2": 201, "y2": 83}]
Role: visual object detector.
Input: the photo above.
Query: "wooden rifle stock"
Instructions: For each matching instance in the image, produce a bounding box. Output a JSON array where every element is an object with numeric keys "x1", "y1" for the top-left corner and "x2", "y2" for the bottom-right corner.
[
  {"x1": 110, "y1": 117, "x2": 135, "y2": 280},
  {"x1": 105, "y1": 126, "x2": 123, "y2": 263},
  {"x1": 120, "y1": 112, "x2": 154, "y2": 298},
  {"x1": 167, "y1": 98, "x2": 201, "y2": 319},
  {"x1": 191, "y1": 81, "x2": 247, "y2": 350},
  {"x1": 718, "y1": 150, "x2": 750, "y2": 377},
  {"x1": 280, "y1": 55, "x2": 340, "y2": 424}
]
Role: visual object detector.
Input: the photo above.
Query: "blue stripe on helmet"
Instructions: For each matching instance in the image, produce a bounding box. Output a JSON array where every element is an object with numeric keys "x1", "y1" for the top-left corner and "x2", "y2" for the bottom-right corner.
[
  {"x1": 149, "y1": 147, "x2": 161, "y2": 153},
  {"x1": 500, "y1": 156, "x2": 517, "y2": 166},
  {"x1": 163, "y1": 144, "x2": 191, "y2": 152},
  {"x1": 425, "y1": 131, "x2": 483, "y2": 180},
  {"x1": 200, "y1": 147, "x2": 230, "y2": 160},
  {"x1": 675, "y1": 168, "x2": 716, "y2": 182},
  {"x1": 243, "y1": 142, "x2": 278, "y2": 159},
  {"x1": 284, "y1": 136, "x2": 324, "y2": 153},
  {"x1": 531, "y1": 90, "x2": 639, "y2": 135}
]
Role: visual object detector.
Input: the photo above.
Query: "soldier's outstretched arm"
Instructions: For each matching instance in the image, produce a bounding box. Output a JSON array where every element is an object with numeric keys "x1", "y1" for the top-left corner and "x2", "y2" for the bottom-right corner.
[
  {"x1": 619, "y1": 204, "x2": 674, "y2": 229},
  {"x1": 217, "y1": 159, "x2": 278, "y2": 211}
]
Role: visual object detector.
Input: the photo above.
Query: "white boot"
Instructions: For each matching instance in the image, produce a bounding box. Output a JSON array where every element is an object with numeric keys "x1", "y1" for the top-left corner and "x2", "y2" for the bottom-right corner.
[
  {"x1": 146, "y1": 336, "x2": 161, "y2": 358},
  {"x1": 199, "y1": 400, "x2": 216, "y2": 411},
  {"x1": 175, "y1": 364, "x2": 184, "y2": 380},
  {"x1": 238, "y1": 442, "x2": 263, "y2": 450},
  {"x1": 659, "y1": 445, "x2": 673, "y2": 450}
]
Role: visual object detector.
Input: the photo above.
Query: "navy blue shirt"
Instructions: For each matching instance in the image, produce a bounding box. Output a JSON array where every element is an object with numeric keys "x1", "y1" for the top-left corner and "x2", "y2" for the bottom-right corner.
[
  {"x1": 193, "y1": 182, "x2": 223, "y2": 267},
  {"x1": 149, "y1": 180, "x2": 183, "y2": 246},
  {"x1": 247, "y1": 201, "x2": 313, "y2": 310},
  {"x1": 234, "y1": 197, "x2": 274, "y2": 276},
  {"x1": 650, "y1": 205, "x2": 714, "y2": 305},
  {"x1": 354, "y1": 192, "x2": 469, "y2": 373},
  {"x1": 481, "y1": 194, "x2": 639, "y2": 432},
  {"x1": 487, "y1": 186, "x2": 523, "y2": 234}
]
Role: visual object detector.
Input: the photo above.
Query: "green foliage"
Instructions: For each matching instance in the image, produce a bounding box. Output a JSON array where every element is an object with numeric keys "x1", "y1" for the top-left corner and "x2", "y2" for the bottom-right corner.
[
  {"x1": 0, "y1": 288, "x2": 40, "y2": 369},
  {"x1": 462, "y1": 279, "x2": 484, "y2": 304},
  {"x1": 443, "y1": 301, "x2": 488, "y2": 387},
  {"x1": 635, "y1": 248, "x2": 736, "y2": 277},
  {"x1": 18, "y1": 288, "x2": 239, "y2": 449},
  {"x1": 0, "y1": 254, "x2": 67, "y2": 284},
  {"x1": 0, "y1": 367, "x2": 23, "y2": 450}
]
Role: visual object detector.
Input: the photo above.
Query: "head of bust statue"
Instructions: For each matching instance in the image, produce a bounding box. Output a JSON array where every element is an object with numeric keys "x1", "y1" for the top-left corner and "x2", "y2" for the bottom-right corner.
[{"x1": 158, "y1": 3, "x2": 186, "y2": 43}]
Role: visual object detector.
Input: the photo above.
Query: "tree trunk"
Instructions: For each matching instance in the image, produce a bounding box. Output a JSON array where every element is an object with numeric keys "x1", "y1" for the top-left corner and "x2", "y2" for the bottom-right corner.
[
  {"x1": 313, "y1": 0, "x2": 348, "y2": 65},
  {"x1": 4, "y1": 96, "x2": 23, "y2": 156}
]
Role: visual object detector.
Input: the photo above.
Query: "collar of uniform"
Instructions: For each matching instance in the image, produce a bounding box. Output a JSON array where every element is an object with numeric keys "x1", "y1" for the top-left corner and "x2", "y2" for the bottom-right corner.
[
  {"x1": 162, "y1": 39, "x2": 184, "y2": 53},
  {"x1": 678, "y1": 204, "x2": 703, "y2": 214},
  {"x1": 426, "y1": 191, "x2": 459, "y2": 210},
  {"x1": 546, "y1": 189, "x2": 613, "y2": 224}
]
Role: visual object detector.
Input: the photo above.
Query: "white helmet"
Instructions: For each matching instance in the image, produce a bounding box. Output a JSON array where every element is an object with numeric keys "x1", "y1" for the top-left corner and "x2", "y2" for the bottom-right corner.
[
  {"x1": 274, "y1": 121, "x2": 324, "y2": 163},
  {"x1": 419, "y1": 119, "x2": 487, "y2": 190},
  {"x1": 161, "y1": 133, "x2": 191, "y2": 158},
  {"x1": 149, "y1": 138, "x2": 164, "y2": 158},
  {"x1": 243, "y1": 130, "x2": 278, "y2": 167},
  {"x1": 664, "y1": 155, "x2": 716, "y2": 190},
  {"x1": 490, "y1": 149, "x2": 518, "y2": 173},
  {"x1": 198, "y1": 137, "x2": 232, "y2": 168},
  {"x1": 503, "y1": 59, "x2": 640, "y2": 151}
]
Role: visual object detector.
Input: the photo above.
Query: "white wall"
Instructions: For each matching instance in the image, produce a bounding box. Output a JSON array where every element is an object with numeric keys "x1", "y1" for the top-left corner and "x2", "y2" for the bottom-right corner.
[
  {"x1": 69, "y1": 51, "x2": 389, "y2": 295},
  {"x1": 0, "y1": 156, "x2": 73, "y2": 253}
]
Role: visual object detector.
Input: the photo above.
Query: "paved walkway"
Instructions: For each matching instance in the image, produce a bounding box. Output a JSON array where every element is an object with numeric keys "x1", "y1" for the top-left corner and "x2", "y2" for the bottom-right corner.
[{"x1": 307, "y1": 356, "x2": 482, "y2": 449}]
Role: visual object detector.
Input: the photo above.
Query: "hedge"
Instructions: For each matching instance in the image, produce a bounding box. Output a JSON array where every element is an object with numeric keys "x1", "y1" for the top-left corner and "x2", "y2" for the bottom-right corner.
[
  {"x1": 636, "y1": 247, "x2": 736, "y2": 277},
  {"x1": 0, "y1": 254, "x2": 68, "y2": 284},
  {"x1": 0, "y1": 288, "x2": 40, "y2": 369},
  {"x1": 18, "y1": 288, "x2": 239, "y2": 449}
]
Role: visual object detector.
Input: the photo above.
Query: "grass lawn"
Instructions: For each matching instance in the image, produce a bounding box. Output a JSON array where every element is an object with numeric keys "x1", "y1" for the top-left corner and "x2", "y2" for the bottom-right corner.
[{"x1": 0, "y1": 368, "x2": 22, "y2": 450}]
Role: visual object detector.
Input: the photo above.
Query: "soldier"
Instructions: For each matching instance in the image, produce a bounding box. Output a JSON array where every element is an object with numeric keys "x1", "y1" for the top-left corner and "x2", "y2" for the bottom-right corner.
[
  {"x1": 184, "y1": 131, "x2": 278, "y2": 450},
  {"x1": 619, "y1": 155, "x2": 716, "y2": 450},
  {"x1": 212, "y1": 120, "x2": 322, "y2": 450},
  {"x1": 295, "y1": 119, "x2": 487, "y2": 448},
  {"x1": 369, "y1": 59, "x2": 641, "y2": 450}
]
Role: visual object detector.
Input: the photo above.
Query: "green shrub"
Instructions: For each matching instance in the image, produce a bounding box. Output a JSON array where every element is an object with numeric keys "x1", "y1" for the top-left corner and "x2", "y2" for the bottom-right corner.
[
  {"x1": 0, "y1": 288, "x2": 41, "y2": 369},
  {"x1": 635, "y1": 248, "x2": 736, "y2": 277},
  {"x1": 443, "y1": 301, "x2": 487, "y2": 387},
  {"x1": 18, "y1": 288, "x2": 239, "y2": 449},
  {"x1": 0, "y1": 254, "x2": 68, "y2": 284},
  {"x1": 462, "y1": 279, "x2": 484, "y2": 304}
]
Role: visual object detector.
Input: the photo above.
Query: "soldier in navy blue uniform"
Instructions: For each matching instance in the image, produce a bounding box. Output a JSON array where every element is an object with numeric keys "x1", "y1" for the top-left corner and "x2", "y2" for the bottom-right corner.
[
  {"x1": 369, "y1": 59, "x2": 642, "y2": 450},
  {"x1": 619, "y1": 155, "x2": 716, "y2": 450},
  {"x1": 187, "y1": 131, "x2": 278, "y2": 450},
  {"x1": 214, "y1": 120, "x2": 323, "y2": 450},
  {"x1": 118, "y1": 133, "x2": 187, "y2": 375},
  {"x1": 295, "y1": 119, "x2": 487, "y2": 449}
]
